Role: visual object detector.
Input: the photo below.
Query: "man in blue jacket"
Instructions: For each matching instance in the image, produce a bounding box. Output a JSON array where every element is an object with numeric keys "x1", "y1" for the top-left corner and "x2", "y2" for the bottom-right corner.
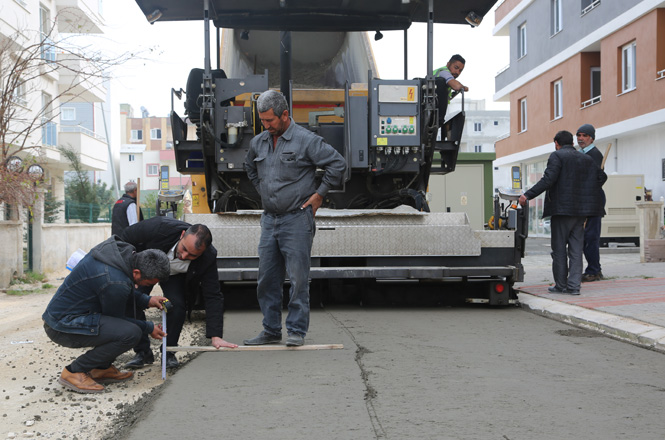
[
  {"x1": 519, "y1": 130, "x2": 607, "y2": 295},
  {"x1": 43, "y1": 236, "x2": 170, "y2": 394}
]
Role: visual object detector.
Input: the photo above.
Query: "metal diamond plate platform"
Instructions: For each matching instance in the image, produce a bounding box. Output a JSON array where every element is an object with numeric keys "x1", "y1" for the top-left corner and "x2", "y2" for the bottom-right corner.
[{"x1": 185, "y1": 207, "x2": 515, "y2": 258}]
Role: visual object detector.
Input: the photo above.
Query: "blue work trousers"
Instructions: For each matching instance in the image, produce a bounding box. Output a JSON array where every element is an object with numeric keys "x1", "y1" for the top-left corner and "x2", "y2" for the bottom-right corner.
[
  {"x1": 44, "y1": 316, "x2": 142, "y2": 373},
  {"x1": 551, "y1": 215, "x2": 586, "y2": 292},
  {"x1": 257, "y1": 207, "x2": 315, "y2": 337},
  {"x1": 583, "y1": 215, "x2": 602, "y2": 275}
]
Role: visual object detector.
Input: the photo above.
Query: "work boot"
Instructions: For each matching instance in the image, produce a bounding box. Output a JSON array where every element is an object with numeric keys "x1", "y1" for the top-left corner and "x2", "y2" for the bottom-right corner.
[
  {"x1": 243, "y1": 331, "x2": 282, "y2": 345},
  {"x1": 90, "y1": 365, "x2": 133, "y2": 384},
  {"x1": 165, "y1": 352, "x2": 179, "y2": 369},
  {"x1": 582, "y1": 272, "x2": 603, "y2": 282},
  {"x1": 547, "y1": 286, "x2": 565, "y2": 293},
  {"x1": 123, "y1": 351, "x2": 154, "y2": 370},
  {"x1": 286, "y1": 333, "x2": 304, "y2": 347},
  {"x1": 58, "y1": 367, "x2": 104, "y2": 394}
]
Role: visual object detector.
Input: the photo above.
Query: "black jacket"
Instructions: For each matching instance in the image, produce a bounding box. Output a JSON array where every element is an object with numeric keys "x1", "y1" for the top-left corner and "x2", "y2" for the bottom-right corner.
[
  {"x1": 120, "y1": 216, "x2": 224, "y2": 338},
  {"x1": 112, "y1": 193, "x2": 144, "y2": 236},
  {"x1": 585, "y1": 145, "x2": 603, "y2": 168},
  {"x1": 525, "y1": 145, "x2": 607, "y2": 218}
]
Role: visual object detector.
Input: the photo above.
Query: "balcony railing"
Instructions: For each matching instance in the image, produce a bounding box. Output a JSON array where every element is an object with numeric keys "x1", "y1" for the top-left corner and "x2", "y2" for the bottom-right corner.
[
  {"x1": 582, "y1": 0, "x2": 600, "y2": 17},
  {"x1": 496, "y1": 64, "x2": 510, "y2": 77},
  {"x1": 657, "y1": 69, "x2": 665, "y2": 81},
  {"x1": 60, "y1": 125, "x2": 107, "y2": 142},
  {"x1": 581, "y1": 95, "x2": 601, "y2": 109},
  {"x1": 42, "y1": 122, "x2": 58, "y2": 146},
  {"x1": 496, "y1": 132, "x2": 510, "y2": 142},
  {"x1": 40, "y1": 37, "x2": 57, "y2": 63}
]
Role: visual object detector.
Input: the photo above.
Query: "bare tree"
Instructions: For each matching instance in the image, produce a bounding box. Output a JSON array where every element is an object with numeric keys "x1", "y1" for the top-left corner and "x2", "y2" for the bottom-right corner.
[{"x1": 0, "y1": 9, "x2": 136, "y2": 209}]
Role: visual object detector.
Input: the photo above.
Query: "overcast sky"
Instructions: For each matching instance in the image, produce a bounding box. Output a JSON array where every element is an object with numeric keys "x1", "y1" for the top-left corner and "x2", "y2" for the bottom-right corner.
[{"x1": 102, "y1": 0, "x2": 509, "y2": 118}]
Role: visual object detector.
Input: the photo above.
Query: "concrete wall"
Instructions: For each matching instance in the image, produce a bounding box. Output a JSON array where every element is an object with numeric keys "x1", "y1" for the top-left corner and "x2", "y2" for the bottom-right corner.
[
  {"x1": 0, "y1": 220, "x2": 111, "y2": 288},
  {"x1": 38, "y1": 224, "x2": 111, "y2": 275},
  {"x1": 0, "y1": 222, "x2": 24, "y2": 288}
]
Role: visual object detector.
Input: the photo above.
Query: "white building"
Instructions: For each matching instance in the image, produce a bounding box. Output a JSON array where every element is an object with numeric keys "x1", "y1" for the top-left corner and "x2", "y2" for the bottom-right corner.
[
  {"x1": 446, "y1": 98, "x2": 510, "y2": 154},
  {"x1": 1, "y1": 0, "x2": 109, "y2": 220}
]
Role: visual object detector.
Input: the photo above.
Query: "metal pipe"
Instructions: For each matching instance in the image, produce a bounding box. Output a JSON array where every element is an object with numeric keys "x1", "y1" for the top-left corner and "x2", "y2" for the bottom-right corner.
[
  {"x1": 403, "y1": 29, "x2": 408, "y2": 80},
  {"x1": 427, "y1": 0, "x2": 433, "y2": 76},
  {"x1": 100, "y1": 103, "x2": 119, "y2": 198},
  {"x1": 280, "y1": 31, "x2": 292, "y2": 106},
  {"x1": 204, "y1": 0, "x2": 211, "y2": 75},
  {"x1": 216, "y1": 27, "x2": 221, "y2": 70}
]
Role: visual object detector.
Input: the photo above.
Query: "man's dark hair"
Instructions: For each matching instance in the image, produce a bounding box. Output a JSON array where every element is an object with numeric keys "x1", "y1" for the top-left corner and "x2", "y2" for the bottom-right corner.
[
  {"x1": 185, "y1": 224, "x2": 213, "y2": 250},
  {"x1": 553, "y1": 130, "x2": 574, "y2": 146},
  {"x1": 133, "y1": 249, "x2": 170, "y2": 282},
  {"x1": 257, "y1": 90, "x2": 288, "y2": 117},
  {"x1": 449, "y1": 54, "x2": 466, "y2": 65}
]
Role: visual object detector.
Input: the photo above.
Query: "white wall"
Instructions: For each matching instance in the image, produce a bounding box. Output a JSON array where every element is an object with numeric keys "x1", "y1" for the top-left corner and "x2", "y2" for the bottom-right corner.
[{"x1": 603, "y1": 127, "x2": 665, "y2": 201}]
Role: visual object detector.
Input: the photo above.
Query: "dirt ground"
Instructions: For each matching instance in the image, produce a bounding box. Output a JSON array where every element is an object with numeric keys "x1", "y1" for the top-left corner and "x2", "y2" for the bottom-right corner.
[{"x1": 0, "y1": 273, "x2": 208, "y2": 440}]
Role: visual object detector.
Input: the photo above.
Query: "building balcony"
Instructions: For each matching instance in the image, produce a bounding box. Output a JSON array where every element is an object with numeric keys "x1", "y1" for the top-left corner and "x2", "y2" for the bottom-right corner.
[
  {"x1": 59, "y1": 125, "x2": 108, "y2": 170},
  {"x1": 55, "y1": 0, "x2": 105, "y2": 34},
  {"x1": 57, "y1": 54, "x2": 107, "y2": 103}
]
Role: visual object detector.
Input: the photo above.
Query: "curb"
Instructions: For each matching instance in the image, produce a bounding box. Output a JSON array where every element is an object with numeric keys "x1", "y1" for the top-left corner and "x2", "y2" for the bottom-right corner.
[{"x1": 517, "y1": 292, "x2": 665, "y2": 354}]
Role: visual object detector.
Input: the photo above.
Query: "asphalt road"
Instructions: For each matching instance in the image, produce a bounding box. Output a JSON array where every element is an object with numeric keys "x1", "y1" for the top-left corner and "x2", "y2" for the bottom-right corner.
[{"x1": 121, "y1": 305, "x2": 665, "y2": 440}]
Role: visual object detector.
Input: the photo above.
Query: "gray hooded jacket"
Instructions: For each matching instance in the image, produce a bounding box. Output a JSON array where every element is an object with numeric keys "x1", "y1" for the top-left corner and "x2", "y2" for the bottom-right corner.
[{"x1": 43, "y1": 236, "x2": 154, "y2": 336}]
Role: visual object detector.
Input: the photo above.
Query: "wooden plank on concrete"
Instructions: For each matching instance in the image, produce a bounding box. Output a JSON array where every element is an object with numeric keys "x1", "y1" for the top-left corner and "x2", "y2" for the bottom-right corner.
[{"x1": 167, "y1": 344, "x2": 344, "y2": 352}]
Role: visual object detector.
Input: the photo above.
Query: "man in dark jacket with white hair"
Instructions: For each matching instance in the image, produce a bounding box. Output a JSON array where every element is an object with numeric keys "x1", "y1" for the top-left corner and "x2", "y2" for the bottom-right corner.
[{"x1": 519, "y1": 130, "x2": 607, "y2": 295}]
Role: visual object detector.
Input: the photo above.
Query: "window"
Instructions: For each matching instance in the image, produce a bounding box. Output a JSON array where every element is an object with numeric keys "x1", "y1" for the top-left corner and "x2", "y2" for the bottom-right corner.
[
  {"x1": 128, "y1": 155, "x2": 135, "y2": 162},
  {"x1": 494, "y1": 121, "x2": 499, "y2": 126},
  {"x1": 590, "y1": 67, "x2": 601, "y2": 99},
  {"x1": 519, "y1": 98, "x2": 527, "y2": 132},
  {"x1": 474, "y1": 122, "x2": 482, "y2": 132},
  {"x1": 12, "y1": 81, "x2": 26, "y2": 106},
  {"x1": 474, "y1": 145, "x2": 482, "y2": 153},
  {"x1": 61, "y1": 107, "x2": 76, "y2": 121},
  {"x1": 41, "y1": 92, "x2": 56, "y2": 146},
  {"x1": 147, "y1": 164, "x2": 159, "y2": 176},
  {"x1": 552, "y1": 79, "x2": 563, "y2": 120},
  {"x1": 621, "y1": 41, "x2": 636, "y2": 93},
  {"x1": 150, "y1": 128, "x2": 162, "y2": 140},
  {"x1": 551, "y1": 0, "x2": 562, "y2": 35},
  {"x1": 39, "y1": 5, "x2": 56, "y2": 62},
  {"x1": 131, "y1": 129, "x2": 143, "y2": 141},
  {"x1": 518, "y1": 23, "x2": 527, "y2": 59}
]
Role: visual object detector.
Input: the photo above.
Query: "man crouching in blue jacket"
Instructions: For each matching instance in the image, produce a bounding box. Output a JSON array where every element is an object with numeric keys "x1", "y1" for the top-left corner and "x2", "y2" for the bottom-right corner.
[{"x1": 43, "y1": 236, "x2": 170, "y2": 394}]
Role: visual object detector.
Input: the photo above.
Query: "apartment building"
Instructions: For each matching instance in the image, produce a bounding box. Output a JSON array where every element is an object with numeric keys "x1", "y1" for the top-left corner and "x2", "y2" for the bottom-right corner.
[
  {"x1": 1, "y1": 0, "x2": 108, "y2": 220},
  {"x1": 493, "y1": 0, "x2": 665, "y2": 227},
  {"x1": 119, "y1": 104, "x2": 189, "y2": 200},
  {"x1": 446, "y1": 99, "x2": 510, "y2": 153},
  {"x1": 122, "y1": 104, "x2": 173, "y2": 150}
]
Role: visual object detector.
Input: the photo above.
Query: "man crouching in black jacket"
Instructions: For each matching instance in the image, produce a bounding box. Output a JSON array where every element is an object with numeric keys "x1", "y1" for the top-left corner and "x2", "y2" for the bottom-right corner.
[{"x1": 121, "y1": 216, "x2": 237, "y2": 369}]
